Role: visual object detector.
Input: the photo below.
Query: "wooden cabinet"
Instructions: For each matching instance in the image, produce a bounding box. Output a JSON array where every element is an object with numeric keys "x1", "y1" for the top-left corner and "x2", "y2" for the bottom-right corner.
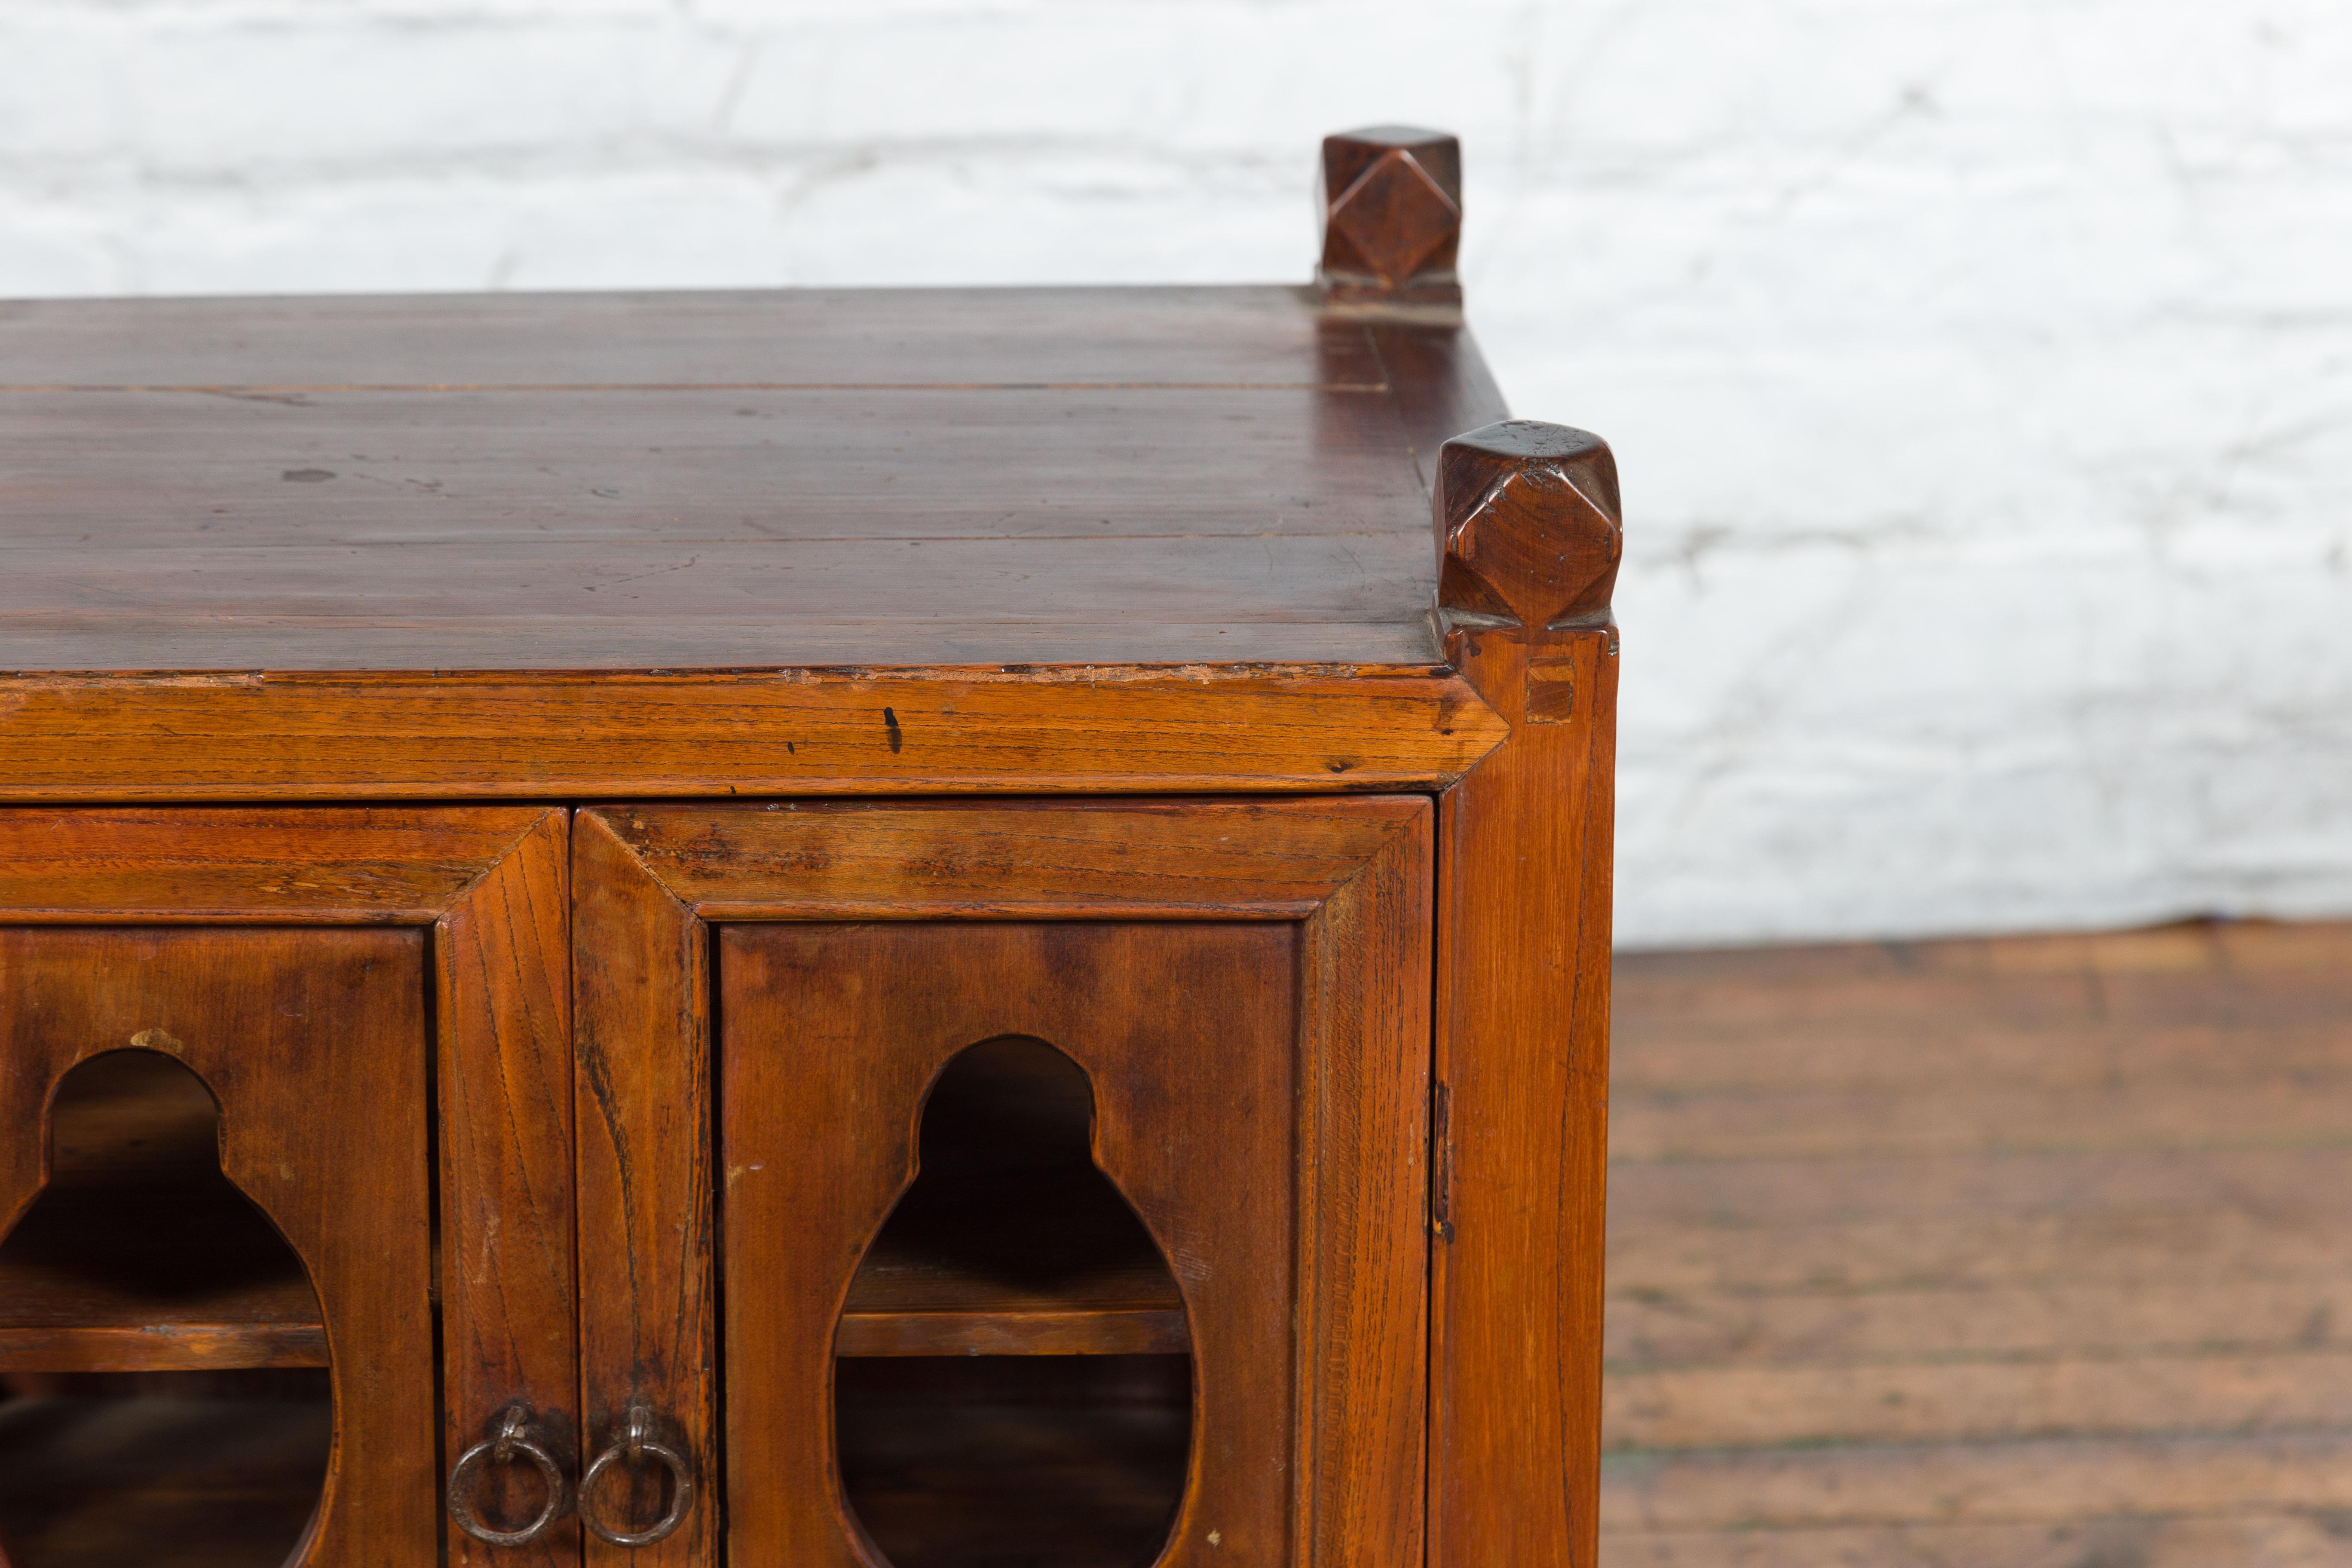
[{"x1": 0, "y1": 127, "x2": 1617, "y2": 1568}]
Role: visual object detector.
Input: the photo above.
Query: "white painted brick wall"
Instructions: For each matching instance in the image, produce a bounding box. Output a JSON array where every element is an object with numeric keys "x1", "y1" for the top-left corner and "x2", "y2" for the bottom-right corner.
[{"x1": 5, "y1": 0, "x2": 2348, "y2": 947}]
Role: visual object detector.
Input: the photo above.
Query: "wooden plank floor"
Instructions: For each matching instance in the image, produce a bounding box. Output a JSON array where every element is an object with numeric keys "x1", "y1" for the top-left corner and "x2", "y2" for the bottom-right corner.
[{"x1": 1602, "y1": 920, "x2": 2352, "y2": 1568}]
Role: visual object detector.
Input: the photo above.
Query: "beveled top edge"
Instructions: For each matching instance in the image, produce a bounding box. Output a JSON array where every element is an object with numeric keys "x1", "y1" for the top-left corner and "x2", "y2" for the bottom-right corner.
[
  {"x1": 0, "y1": 660, "x2": 1458, "y2": 686},
  {"x1": 0, "y1": 280, "x2": 1326, "y2": 317}
]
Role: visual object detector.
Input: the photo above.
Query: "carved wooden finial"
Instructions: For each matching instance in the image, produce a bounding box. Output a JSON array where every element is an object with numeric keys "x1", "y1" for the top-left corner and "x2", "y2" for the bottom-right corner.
[
  {"x1": 1435, "y1": 421, "x2": 1622, "y2": 630},
  {"x1": 1318, "y1": 126, "x2": 1462, "y2": 311}
]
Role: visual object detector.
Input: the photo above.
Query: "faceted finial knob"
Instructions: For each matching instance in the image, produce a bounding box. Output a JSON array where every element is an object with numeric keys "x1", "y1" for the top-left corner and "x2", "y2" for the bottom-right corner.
[
  {"x1": 1318, "y1": 126, "x2": 1463, "y2": 309},
  {"x1": 1435, "y1": 421, "x2": 1622, "y2": 629}
]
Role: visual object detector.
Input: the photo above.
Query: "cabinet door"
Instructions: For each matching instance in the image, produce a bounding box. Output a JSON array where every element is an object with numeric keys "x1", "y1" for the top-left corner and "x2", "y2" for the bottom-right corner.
[
  {"x1": 0, "y1": 809, "x2": 576, "y2": 1568},
  {"x1": 574, "y1": 799, "x2": 1431, "y2": 1568}
]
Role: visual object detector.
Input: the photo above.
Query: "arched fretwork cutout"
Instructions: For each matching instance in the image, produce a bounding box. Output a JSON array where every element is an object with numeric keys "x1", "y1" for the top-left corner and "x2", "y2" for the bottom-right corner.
[
  {"x1": 0, "y1": 926, "x2": 437, "y2": 1568},
  {"x1": 834, "y1": 1036, "x2": 1193, "y2": 1568},
  {"x1": 721, "y1": 919, "x2": 1304, "y2": 1568},
  {"x1": 0, "y1": 1050, "x2": 331, "y2": 1567}
]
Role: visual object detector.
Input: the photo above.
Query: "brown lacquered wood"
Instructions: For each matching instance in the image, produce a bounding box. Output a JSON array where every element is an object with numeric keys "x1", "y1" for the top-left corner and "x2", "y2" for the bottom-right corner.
[
  {"x1": 0, "y1": 286, "x2": 1381, "y2": 389},
  {"x1": 0, "y1": 672, "x2": 1504, "y2": 801},
  {"x1": 0, "y1": 285, "x2": 1475, "y2": 674},
  {"x1": 1364, "y1": 324, "x2": 1510, "y2": 494},
  {"x1": 437, "y1": 809, "x2": 580, "y2": 1568},
  {"x1": 0, "y1": 387, "x2": 1420, "y2": 548},
  {"x1": 0, "y1": 928, "x2": 438, "y2": 1564},
  {"x1": 571, "y1": 815, "x2": 714, "y2": 1568},
  {"x1": 1433, "y1": 423, "x2": 1621, "y2": 631},
  {"x1": 1292, "y1": 788, "x2": 1433, "y2": 1568},
  {"x1": 1428, "y1": 424, "x2": 1622, "y2": 1568},
  {"x1": 1318, "y1": 129, "x2": 1464, "y2": 313},
  {"x1": 0, "y1": 533, "x2": 1440, "y2": 671},
  {"x1": 0, "y1": 806, "x2": 545, "y2": 919},
  {"x1": 723, "y1": 922, "x2": 1298, "y2": 1568},
  {"x1": 602, "y1": 795, "x2": 1435, "y2": 919}
]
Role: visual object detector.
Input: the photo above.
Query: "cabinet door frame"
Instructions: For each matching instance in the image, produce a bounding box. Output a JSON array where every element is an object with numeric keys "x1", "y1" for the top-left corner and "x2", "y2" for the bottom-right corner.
[
  {"x1": 574, "y1": 796, "x2": 1433, "y2": 1568},
  {"x1": 0, "y1": 806, "x2": 579, "y2": 1568}
]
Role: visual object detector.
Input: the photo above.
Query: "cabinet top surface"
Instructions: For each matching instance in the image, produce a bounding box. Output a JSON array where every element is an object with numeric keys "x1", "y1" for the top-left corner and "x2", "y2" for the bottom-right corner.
[{"x1": 3, "y1": 285, "x2": 1494, "y2": 674}]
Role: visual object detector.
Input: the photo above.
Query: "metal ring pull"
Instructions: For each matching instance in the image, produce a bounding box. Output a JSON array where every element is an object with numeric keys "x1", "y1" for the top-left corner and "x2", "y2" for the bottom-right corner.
[
  {"x1": 580, "y1": 1401, "x2": 695, "y2": 1547},
  {"x1": 447, "y1": 1403, "x2": 572, "y2": 1547}
]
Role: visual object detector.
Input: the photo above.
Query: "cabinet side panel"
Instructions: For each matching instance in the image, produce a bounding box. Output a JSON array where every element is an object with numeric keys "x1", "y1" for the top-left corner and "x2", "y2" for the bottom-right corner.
[
  {"x1": 438, "y1": 809, "x2": 582, "y2": 1568},
  {"x1": 573, "y1": 813, "x2": 715, "y2": 1568},
  {"x1": 1431, "y1": 628, "x2": 1617, "y2": 1568}
]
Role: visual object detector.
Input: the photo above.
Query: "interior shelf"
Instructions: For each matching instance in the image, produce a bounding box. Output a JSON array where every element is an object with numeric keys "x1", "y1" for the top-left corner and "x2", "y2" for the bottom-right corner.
[
  {"x1": 839, "y1": 1170, "x2": 1189, "y2": 1357},
  {"x1": 0, "y1": 1054, "x2": 327, "y2": 1375},
  {"x1": 0, "y1": 1196, "x2": 328, "y2": 1374},
  {"x1": 835, "y1": 1355, "x2": 1191, "y2": 1568},
  {"x1": 838, "y1": 1112, "x2": 1199, "y2": 1363},
  {"x1": 0, "y1": 1383, "x2": 331, "y2": 1568},
  {"x1": 833, "y1": 1038, "x2": 1195, "y2": 1360},
  {"x1": 823, "y1": 1047, "x2": 1200, "y2": 1564}
]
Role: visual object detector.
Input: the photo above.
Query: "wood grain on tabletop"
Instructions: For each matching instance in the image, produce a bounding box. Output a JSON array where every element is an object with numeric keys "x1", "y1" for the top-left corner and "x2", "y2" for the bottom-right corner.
[
  {"x1": 0, "y1": 386, "x2": 1425, "y2": 546},
  {"x1": 0, "y1": 286, "x2": 1387, "y2": 388},
  {"x1": 0, "y1": 928, "x2": 436, "y2": 1564},
  {"x1": 0, "y1": 533, "x2": 1436, "y2": 670},
  {"x1": 1601, "y1": 919, "x2": 2352, "y2": 1568},
  {"x1": 1366, "y1": 322, "x2": 1509, "y2": 493},
  {"x1": 0, "y1": 286, "x2": 1509, "y2": 673}
]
